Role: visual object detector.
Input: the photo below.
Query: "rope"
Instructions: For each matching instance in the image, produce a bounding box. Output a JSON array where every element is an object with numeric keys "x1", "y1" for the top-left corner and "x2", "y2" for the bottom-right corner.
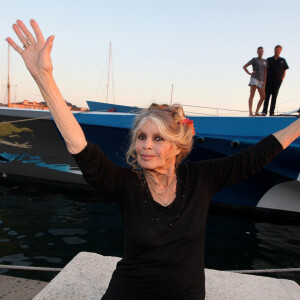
[
  {"x1": 183, "y1": 104, "x2": 299, "y2": 116},
  {"x1": 0, "y1": 264, "x2": 299, "y2": 274},
  {"x1": 0, "y1": 264, "x2": 62, "y2": 272},
  {"x1": 228, "y1": 268, "x2": 300, "y2": 274},
  {"x1": 183, "y1": 104, "x2": 248, "y2": 113}
]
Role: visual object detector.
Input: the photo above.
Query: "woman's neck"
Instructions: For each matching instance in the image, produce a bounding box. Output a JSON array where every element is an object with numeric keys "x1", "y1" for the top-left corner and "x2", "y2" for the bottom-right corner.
[{"x1": 144, "y1": 167, "x2": 176, "y2": 189}]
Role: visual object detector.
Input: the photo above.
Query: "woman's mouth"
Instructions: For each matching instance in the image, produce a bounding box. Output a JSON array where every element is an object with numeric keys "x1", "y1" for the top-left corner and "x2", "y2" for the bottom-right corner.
[{"x1": 141, "y1": 155, "x2": 155, "y2": 160}]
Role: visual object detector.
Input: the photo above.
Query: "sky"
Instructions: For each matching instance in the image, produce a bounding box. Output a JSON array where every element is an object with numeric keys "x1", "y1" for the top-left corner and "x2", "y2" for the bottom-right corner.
[{"x1": 0, "y1": 0, "x2": 299, "y2": 115}]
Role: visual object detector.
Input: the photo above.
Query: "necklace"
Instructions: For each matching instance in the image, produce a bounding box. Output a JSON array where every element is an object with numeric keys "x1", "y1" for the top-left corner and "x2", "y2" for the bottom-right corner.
[
  {"x1": 145, "y1": 173, "x2": 177, "y2": 206},
  {"x1": 153, "y1": 191, "x2": 172, "y2": 207},
  {"x1": 145, "y1": 172, "x2": 176, "y2": 195}
]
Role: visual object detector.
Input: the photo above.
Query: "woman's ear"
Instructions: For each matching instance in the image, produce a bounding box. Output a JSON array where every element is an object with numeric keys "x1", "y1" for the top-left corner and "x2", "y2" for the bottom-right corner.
[{"x1": 174, "y1": 145, "x2": 181, "y2": 156}]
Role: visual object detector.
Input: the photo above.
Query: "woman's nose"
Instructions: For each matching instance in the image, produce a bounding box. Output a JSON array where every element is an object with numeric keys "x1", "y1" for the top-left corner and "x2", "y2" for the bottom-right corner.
[{"x1": 143, "y1": 137, "x2": 153, "y2": 149}]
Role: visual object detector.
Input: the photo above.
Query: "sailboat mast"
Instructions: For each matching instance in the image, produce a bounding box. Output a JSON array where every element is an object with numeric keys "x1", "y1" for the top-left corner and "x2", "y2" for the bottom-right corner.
[
  {"x1": 170, "y1": 84, "x2": 173, "y2": 105},
  {"x1": 106, "y1": 42, "x2": 112, "y2": 103},
  {"x1": 7, "y1": 44, "x2": 11, "y2": 107}
]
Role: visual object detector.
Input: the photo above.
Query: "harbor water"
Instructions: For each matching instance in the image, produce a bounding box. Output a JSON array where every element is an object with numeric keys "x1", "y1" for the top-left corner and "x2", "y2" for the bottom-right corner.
[{"x1": 0, "y1": 180, "x2": 299, "y2": 284}]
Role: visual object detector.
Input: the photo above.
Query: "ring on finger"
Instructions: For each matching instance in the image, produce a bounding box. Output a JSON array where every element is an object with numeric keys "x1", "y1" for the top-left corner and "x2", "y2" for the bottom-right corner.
[{"x1": 23, "y1": 42, "x2": 30, "y2": 49}]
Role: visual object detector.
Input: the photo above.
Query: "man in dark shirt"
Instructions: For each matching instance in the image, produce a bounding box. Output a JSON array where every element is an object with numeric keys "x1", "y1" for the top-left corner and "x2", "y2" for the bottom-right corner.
[{"x1": 262, "y1": 45, "x2": 289, "y2": 116}]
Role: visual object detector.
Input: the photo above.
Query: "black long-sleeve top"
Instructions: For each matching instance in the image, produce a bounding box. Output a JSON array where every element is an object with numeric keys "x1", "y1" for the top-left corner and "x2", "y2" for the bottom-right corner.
[{"x1": 72, "y1": 135, "x2": 283, "y2": 300}]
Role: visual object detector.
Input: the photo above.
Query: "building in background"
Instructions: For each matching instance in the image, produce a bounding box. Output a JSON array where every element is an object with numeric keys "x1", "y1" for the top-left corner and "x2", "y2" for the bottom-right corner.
[{"x1": 1, "y1": 100, "x2": 88, "y2": 111}]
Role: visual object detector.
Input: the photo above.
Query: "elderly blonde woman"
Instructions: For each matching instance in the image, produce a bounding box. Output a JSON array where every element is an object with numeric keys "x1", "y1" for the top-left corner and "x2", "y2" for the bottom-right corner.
[{"x1": 7, "y1": 20, "x2": 300, "y2": 300}]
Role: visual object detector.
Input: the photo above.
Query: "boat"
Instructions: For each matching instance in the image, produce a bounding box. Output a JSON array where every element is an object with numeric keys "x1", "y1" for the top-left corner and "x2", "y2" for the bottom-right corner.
[
  {"x1": 1, "y1": 45, "x2": 299, "y2": 214},
  {"x1": 1, "y1": 105, "x2": 299, "y2": 214},
  {"x1": 87, "y1": 100, "x2": 140, "y2": 113}
]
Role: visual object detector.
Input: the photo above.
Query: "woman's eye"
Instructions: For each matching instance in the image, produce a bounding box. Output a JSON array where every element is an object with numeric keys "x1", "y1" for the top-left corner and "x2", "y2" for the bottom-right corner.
[
  {"x1": 137, "y1": 134, "x2": 146, "y2": 140},
  {"x1": 154, "y1": 136, "x2": 164, "y2": 142}
]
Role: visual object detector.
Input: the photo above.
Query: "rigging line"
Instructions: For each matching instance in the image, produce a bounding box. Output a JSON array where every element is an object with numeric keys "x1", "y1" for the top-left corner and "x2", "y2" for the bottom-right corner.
[
  {"x1": 184, "y1": 110, "x2": 244, "y2": 116},
  {"x1": 94, "y1": 47, "x2": 110, "y2": 100},
  {"x1": 0, "y1": 53, "x2": 4, "y2": 86},
  {"x1": 217, "y1": 113, "x2": 247, "y2": 116},
  {"x1": 3, "y1": 89, "x2": 8, "y2": 105},
  {"x1": 184, "y1": 111, "x2": 219, "y2": 116},
  {"x1": 101, "y1": 78, "x2": 106, "y2": 101},
  {"x1": 111, "y1": 47, "x2": 116, "y2": 105},
  {"x1": 182, "y1": 104, "x2": 248, "y2": 113},
  {"x1": 106, "y1": 42, "x2": 112, "y2": 103},
  {"x1": 0, "y1": 88, "x2": 3, "y2": 104}
]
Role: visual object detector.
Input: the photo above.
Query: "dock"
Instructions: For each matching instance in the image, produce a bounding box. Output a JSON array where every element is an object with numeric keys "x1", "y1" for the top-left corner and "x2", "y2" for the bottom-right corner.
[
  {"x1": 0, "y1": 275, "x2": 47, "y2": 300},
  {"x1": 0, "y1": 252, "x2": 299, "y2": 299}
]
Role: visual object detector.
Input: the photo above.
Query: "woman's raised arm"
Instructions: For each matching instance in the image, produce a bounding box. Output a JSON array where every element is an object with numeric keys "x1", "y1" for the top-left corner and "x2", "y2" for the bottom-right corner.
[
  {"x1": 6, "y1": 19, "x2": 87, "y2": 154},
  {"x1": 273, "y1": 118, "x2": 300, "y2": 149}
]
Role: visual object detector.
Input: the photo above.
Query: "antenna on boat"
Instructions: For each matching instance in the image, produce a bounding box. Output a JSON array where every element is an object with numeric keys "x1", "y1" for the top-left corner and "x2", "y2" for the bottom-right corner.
[
  {"x1": 106, "y1": 42, "x2": 112, "y2": 103},
  {"x1": 7, "y1": 43, "x2": 11, "y2": 107},
  {"x1": 170, "y1": 84, "x2": 173, "y2": 105}
]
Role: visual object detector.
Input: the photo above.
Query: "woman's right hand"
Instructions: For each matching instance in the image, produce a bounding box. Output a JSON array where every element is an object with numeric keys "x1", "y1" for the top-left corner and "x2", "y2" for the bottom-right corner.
[
  {"x1": 7, "y1": 19, "x2": 87, "y2": 154},
  {"x1": 7, "y1": 19, "x2": 54, "y2": 79},
  {"x1": 251, "y1": 71, "x2": 256, "y2": 76}
]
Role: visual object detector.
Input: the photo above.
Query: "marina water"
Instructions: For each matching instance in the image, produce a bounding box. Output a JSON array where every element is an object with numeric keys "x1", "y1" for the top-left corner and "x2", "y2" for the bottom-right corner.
[{"x1": 0, "y1": 181, "x2": 299, "y2": 284}]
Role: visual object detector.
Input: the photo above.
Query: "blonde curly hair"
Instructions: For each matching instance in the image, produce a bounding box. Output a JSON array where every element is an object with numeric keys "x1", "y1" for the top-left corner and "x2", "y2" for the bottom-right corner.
[{"x1": 126, "y1": 103, "x2": 195, "y2": 170}]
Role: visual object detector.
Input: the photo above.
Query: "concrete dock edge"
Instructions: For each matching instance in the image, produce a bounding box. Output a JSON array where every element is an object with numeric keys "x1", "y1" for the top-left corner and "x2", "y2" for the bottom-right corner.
[{"x1": 14, "y1": 251, "x2": 298, "y2": 300}]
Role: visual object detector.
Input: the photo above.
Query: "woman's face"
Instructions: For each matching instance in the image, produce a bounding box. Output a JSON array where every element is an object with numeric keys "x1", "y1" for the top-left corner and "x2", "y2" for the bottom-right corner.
[
  {"x1": 257, "y1": 48, "x2": 264, "y2": 58},
  {"x1": 135, "y1": 120, "x2": 181, "y2": 172}
]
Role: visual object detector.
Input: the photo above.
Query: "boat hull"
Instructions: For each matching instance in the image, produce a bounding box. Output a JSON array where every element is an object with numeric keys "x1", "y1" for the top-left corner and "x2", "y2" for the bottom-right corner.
[
  {"x1": 0, "y1": 108, "x2": 299, "y2": 213},
  {"x1": 0, "y1": 111, "x2": 85, "y2": 185}
]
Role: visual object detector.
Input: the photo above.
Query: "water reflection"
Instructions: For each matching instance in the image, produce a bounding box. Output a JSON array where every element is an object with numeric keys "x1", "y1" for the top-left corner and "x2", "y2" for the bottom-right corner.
[
  {"x1": 205, "y1": 211, "x2": 300, "y2": 284},
  {"x1": 0, "y1": 183, "x2": 299, "y2": 284},
  {"x1": 252, "y1": 222, "x2": 300, "y2": 280}
]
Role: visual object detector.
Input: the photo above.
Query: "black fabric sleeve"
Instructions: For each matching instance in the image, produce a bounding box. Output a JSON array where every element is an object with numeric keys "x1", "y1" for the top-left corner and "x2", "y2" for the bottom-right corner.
[
  {"x1": 197, "y1": 135, "x2": 283, "y2": 194},
  {"x1": 72, "y1": 142, "x2": 128, "y2": 205}
]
